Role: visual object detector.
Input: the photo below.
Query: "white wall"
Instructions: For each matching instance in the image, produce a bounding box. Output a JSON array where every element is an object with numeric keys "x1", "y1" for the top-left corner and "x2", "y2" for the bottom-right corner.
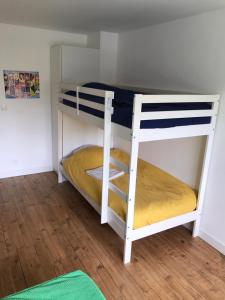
[
  {"x1": 87, "y1": 31, "x2": 119, "y2": 84},
  {"x1": 0, "y1": 23, "x2": 87, "y2": 178},
  {"x1": 99, "y1": 31, "x2": 118, "y2": 84},
  {"x1": 117, "y1": 9, "x2": 225, "y2": 254}
]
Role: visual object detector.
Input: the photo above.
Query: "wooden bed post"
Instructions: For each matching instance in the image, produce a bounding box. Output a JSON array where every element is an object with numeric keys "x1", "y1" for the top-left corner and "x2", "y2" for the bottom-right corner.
[
  {"x1": 101, "y1": 91, "x2": 114, "y2": 224},
  {"x1": 124, "y1": 95, "x2": 142, "y2": 264},
  {"x1": 193, "y1": 99, "x2": 219, "y2": 237}
]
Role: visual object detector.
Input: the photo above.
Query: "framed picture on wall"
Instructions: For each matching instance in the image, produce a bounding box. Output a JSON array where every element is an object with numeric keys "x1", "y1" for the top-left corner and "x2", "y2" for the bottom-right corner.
[{"x1": 3, "y1": 70, "x2": 40, "y2": 99}]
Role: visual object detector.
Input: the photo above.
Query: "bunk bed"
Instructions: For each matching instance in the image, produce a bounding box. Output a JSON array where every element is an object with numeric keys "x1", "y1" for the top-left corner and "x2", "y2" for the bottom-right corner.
[{"x1": 57, "y1": 81, "x2": 219, "y2": 263}]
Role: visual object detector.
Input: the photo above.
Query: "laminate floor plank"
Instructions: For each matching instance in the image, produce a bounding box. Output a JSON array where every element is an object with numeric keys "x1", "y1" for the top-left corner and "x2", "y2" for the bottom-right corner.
[{"x1": 0, "y1": 172, "x2": 224, "y2": 299}]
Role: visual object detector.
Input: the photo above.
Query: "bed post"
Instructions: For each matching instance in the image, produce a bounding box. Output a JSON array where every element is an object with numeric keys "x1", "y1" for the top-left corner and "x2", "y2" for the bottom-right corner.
[
  {"x1": 57, "y1": 84, "x2": 65, "y2": 183},
  {"x1": 101, "y1": 91, "x2": 114, "y2": 224},
  {"x1": 193, "y1": 99, "x2": 219, "y2": 237},
  {"x1": 124, "y1": 95, "x2": 142, "y2": 264},
  {"x1": 57, "y1": 109, "x2": 64, "y2": 183}
]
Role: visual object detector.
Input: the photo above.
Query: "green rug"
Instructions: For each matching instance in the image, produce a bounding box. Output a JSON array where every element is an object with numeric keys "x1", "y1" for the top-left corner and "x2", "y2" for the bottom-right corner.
[{"x1": 3, "y1": 270, "x2": 105, "y2": 300}]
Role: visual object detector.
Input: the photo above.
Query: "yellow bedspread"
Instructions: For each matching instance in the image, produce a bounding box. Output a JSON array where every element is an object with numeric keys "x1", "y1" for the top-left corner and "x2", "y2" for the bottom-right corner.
[{"x1": 63, "y1": 146, "x2": 197, "y2": 229}]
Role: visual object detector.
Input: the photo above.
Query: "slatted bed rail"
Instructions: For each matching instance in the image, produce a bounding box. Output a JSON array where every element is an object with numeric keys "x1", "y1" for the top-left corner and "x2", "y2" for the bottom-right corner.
[
  {"x1": 132, "y1": 94, "x2": 220, "y2": 142},
  {"x1": 59, "y1": 83, "x2": 113, "y2": 113}
]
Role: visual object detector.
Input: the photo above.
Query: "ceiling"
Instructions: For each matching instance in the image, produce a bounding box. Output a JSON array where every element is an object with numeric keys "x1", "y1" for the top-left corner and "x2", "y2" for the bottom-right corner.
[{"x1": 0, "y1": 0, "x2": 224, "y2": 33}]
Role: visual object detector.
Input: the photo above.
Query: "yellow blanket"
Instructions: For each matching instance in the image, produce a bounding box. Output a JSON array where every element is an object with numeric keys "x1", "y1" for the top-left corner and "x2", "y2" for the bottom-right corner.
[{"x1": 63, "y1": 146, "x2": 197, "y2": 229}]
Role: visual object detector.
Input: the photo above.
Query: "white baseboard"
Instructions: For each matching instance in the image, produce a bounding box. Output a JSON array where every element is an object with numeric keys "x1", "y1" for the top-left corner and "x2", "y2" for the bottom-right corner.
[
  {"x1": 200, "y1": 230, "x2": 225, "y2": 255},
  {"x1": 0, "y1": 166, "x2": 53, "y2": 179}
]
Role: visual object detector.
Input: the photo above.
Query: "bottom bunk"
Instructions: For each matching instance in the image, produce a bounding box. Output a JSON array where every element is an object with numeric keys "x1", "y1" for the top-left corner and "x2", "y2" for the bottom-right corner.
[
  {"x1": 62, "y1": 145, "x2": 197, "y2": 229},
  {"x1": 60, "y1": 145, "x2": 199, "y2": 263}
]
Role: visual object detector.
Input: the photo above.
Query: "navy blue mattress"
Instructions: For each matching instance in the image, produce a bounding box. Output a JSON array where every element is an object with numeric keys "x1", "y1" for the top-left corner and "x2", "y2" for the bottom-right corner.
[{"x1": 63, "y1": 82, "x2": 211, "y2": 129}]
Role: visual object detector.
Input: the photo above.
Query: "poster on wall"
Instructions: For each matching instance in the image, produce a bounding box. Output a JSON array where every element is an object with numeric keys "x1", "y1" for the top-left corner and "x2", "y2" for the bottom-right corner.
[{"x1": 3, "y1": 70, "x2": 40, "y2": 99}]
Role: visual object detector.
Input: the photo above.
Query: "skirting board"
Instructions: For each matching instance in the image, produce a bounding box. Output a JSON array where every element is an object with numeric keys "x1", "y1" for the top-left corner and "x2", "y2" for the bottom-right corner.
[
  {"x1": 200, "y1": 230, "x2": 225, "y2": 256},
  {"x1": 0, "y1": 166, "x2": 53, "y2": 179}
]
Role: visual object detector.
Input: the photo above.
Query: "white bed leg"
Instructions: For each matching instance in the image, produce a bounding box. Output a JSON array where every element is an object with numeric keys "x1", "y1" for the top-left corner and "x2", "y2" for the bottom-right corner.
[
  {"x1": 58, "y1": 168, "x2": 66, "y2": 183},
  {"x1": 192, "y1": 217, "x2": 201, "y2": 237},
  {"x1": 101, "y1": 92, "x2": 114, "y2": 224},
  {"x1": 58, "y1": 169, "x2": 63, "y2": 183},
  {"x1": 123, "y1": 239, "x2": 132, "y2": 264},
  {"x1": 123, "y1": 95, "x2": 142, "y2": 264},
  {"x1": 192, "y1": 131, "x2": 215, "y2": 237},
  {"x1": 57, "y1": 109, "x2": 64, "y2": 183}
]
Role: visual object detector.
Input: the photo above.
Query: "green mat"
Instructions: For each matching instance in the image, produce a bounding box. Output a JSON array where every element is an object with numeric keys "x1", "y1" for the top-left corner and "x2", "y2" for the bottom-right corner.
[{"x1": 2, "y1": 270, "x2": 106, "y2": 300}]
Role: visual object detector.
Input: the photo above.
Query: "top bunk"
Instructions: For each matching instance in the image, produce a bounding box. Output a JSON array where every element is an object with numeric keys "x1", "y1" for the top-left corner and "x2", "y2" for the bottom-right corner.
[{"x1": 58, "y1": 82, "x2": 220, "y2": 142}]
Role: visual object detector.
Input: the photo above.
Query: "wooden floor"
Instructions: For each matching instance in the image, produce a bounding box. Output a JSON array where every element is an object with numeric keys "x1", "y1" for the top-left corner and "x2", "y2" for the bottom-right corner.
[{"x1": 0, "y1": 172, "x2": 225, "y2": 299}]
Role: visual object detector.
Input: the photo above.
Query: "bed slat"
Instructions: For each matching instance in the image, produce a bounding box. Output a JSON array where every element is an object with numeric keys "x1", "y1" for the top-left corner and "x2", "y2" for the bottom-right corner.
[
  {"x1": 110, "y1": 157, "x2": 129, "y2": 173},
  {"x1": 109, "y1": 182, "x2": 127, "y2": 203},
  {"x1": 141, "y1": 109, "x2": 215, "y2": 121},
  {"x1": 139, "y1": 94, "x2": 220, "y2": 103},
  {"x1": 79, "y1": 86, "x2": 107, "y2": 98}
]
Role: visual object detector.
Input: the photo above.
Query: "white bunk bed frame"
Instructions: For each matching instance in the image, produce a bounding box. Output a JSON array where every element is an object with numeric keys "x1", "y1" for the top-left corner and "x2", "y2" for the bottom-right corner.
[{"x1": 57, "y1": 82, "x2": 219, "y2": 263}]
